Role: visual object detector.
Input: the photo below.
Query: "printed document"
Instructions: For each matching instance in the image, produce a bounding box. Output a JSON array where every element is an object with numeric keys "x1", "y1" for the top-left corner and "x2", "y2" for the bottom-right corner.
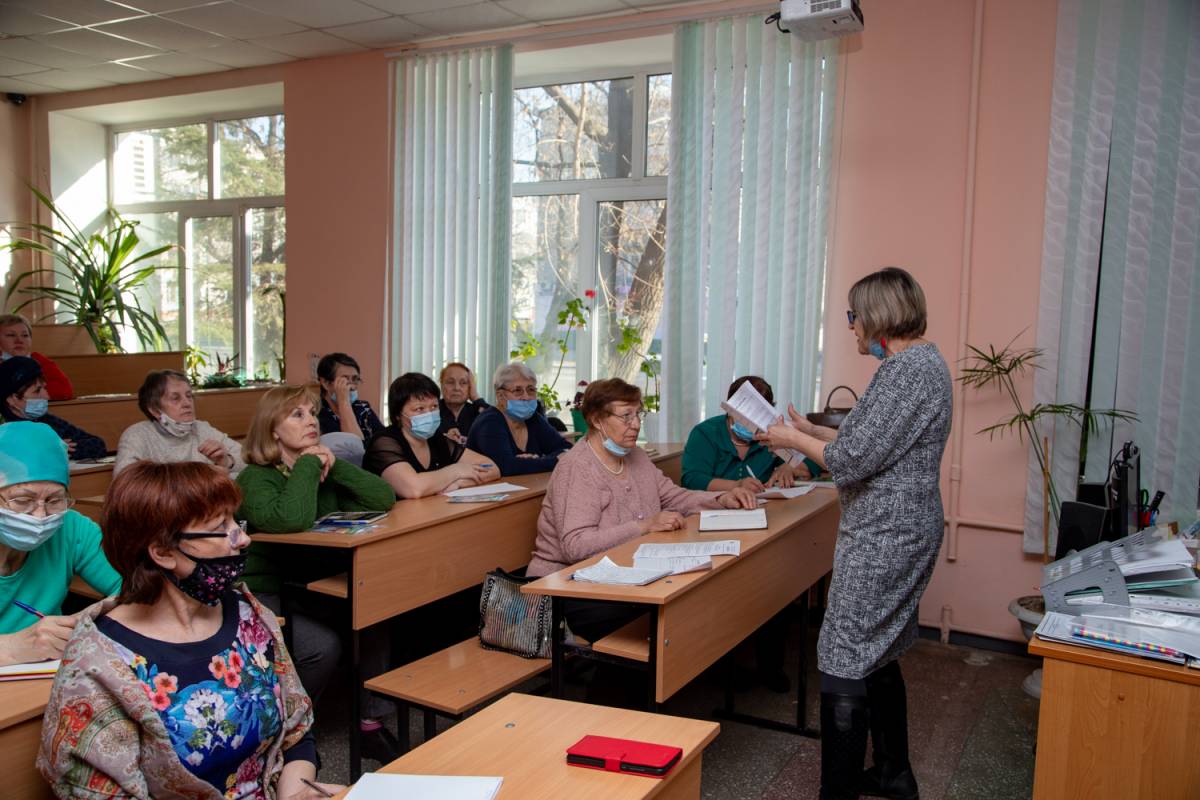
[
  {"x1": 633, "y1": 540, "x2": 742, "y2": 558},
  {"x1": 445, "y1": 482, "x2": 527, "y2": 498},
  {"x1": 699, "y1": 509, "x2": 768, "y2": 531},
  {"x1": 632, "y1": 555, "x2": 713, "y2": 575},
  {"x1": 345, "y1": 774, "x2": 502, "y2": 800},
  {"x1": 571, "y1": 557, "x2": 670, "y2": 586}
]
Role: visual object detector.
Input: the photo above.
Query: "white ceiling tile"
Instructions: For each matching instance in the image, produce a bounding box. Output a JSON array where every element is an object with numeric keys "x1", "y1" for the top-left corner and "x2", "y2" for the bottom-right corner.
[
  {"x1": 323, "y1": 16, "x2": 429, "y2": 47},
  {"x1": 119, "y1": 51, "x2": 228, "y2": 75},
  {"x1": 193, "y1": 39, "x2": 293, "y2": 67},
  {"x1": 0, "y1": 7, "x2": 78, "y2": 36},
  {"x1": 94, "y1": 15, "x2": 227, "y2": 50},
  {"x1": 402, "y1": 2, "x2": 525, "y2": 35},
  {"x1": 496, "y1": 0, "x2": 628, "y2": 23},
  {"x1": 234, "y1": 0, "x2": 388, "y2": 29},
  {"x1": 5, "y1": 0, "x2": 143, "y2": 26},
  {"x1": 359, "y1": 0, "x2": 477, "y2": 15},
  {"x1": 163, "y1": 2, "x2": 304, "y2": 38},
  {"x1": 621, "y1": 0, "x2": 692, "y2": 6},
  {"x1": 0, "y1": 37, "x2": 102, "y2": 68},
  {"x1": 251, "y1": 29, "x2": 364, "y2": 58},
  {"x1": 90, "y1": 61, "x2": 172, "y2": 82},
  {"x1": 14, "y1": 68, "x2": 116, "y2": 90},
  {"x1": 0, "y1": 55, "x2": 47, "y2": 76},
  {"x1": 109, "y1": 0, "x2": 224, "y2": 11},
  {"x1": 0, "y1": 75, "x2": 58, "y2": 93},
  {"x1": 31, "y1": 28, "x2": 162, "y2": 60}
]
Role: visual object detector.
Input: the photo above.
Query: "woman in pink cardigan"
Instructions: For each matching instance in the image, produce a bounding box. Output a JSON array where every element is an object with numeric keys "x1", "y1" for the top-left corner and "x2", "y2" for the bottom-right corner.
[{"x1": 528, "y1": 378, "x2": 756, "y2": 643}]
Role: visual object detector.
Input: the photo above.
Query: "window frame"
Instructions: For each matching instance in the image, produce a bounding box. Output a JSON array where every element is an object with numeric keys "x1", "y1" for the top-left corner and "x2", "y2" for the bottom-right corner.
[
  {"x1": 511, "y1": 66, "x2": 670, "y2": 390},
  {"x1": 107, "y1": 107, "x2": 285, "y2": 366}
]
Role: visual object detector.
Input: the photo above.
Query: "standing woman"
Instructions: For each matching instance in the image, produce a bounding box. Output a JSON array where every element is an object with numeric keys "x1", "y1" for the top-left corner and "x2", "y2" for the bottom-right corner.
[{"x1": 758, "y1": 267, "x2": 951, "y2": 800}]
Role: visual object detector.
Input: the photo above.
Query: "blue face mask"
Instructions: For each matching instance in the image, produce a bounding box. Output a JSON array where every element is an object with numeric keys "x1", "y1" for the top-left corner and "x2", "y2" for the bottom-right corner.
[
  {"x1": 602, "y1": 436, "x2": 631, "y2": 457},
  {"x1": 868, "y1": 340, "x2": 888, "y2": 360},
  {"x1": 24, "y1": 398, "x2": 49, "y2": 419},
  {"x1": 505, "y1": 398, "x2": 537, "y2": 421},
  {"x1": 349, "y1": 389, "x2": 359, "y2": 404},
  {"x1": 408, "y1": 409, "x2": 441, "y2": 440},
  {"x1": 731, "y1": 420, "x2": 756, "y2": 442},
  {"x1": 0, "y1": 351, "x2": 10, "y2": 360}
]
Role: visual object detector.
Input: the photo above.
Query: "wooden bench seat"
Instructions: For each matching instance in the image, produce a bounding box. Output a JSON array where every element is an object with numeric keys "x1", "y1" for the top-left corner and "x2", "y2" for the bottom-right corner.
[{"x1": 366, "y1": 638, "x2": 549, "y2": 752}]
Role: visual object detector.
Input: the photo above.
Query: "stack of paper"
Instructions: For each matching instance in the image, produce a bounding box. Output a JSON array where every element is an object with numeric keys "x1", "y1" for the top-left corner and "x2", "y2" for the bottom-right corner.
[
  {"x1": 757, "y1": 485, "x2": 816, "y2": 500},
  {"x1": 445, "y1": 483, "x2": 527, "y2": 498},
  {"x1": 699, "y1": 509, "x2": 767, "y2": 531},
  {"x1": 346, "y1": 774, "x2": 502, "y2": 800},
  {"x1": 1036, "y1": 607, "x2": 1200, "y2": 666},
  {"x1": 633, "y1": 540, "x2": 742, "y2": 559},
  {"x1": 572, "y1": 557, "x2": 671, "y2": 586},
  {"x1": 0, "y1": 659, "x2": 60, "y2": 682},
  {"x1": 632, "y1": 555, "x2": 712, "y2": 575}
]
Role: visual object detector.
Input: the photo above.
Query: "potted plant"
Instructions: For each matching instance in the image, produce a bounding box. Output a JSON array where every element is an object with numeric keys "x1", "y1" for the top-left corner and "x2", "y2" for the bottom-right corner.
[
  {"x1": 2, "y1": 187, "x2": 175, "y2": 353},
  {"x1": 201, "y1": 352, "x2": 244, "y2": 389}
]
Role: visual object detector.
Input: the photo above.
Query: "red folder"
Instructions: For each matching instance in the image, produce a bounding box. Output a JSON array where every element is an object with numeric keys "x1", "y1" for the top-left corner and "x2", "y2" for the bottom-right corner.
[{"x1": 566, "y1": 735, "x2": 683, "y2": 778}]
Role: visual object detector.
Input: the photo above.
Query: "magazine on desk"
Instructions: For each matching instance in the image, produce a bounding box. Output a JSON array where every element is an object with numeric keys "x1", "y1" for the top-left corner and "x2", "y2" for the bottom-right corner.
[{"x1": 1036, "y1": 605, "x2": 1200, "y2": 667}]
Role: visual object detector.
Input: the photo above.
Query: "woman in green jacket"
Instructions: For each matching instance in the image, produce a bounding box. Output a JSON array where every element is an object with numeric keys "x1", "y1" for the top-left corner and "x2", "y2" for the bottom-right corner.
[{"x1": 236, "y1": 384, "x2": 400, "y2": 764}]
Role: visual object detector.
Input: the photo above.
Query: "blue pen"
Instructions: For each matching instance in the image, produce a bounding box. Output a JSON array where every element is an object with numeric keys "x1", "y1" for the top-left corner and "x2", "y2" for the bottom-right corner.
[{"x1": 12, "y1": 600, "x2": 44, "y2": 619}]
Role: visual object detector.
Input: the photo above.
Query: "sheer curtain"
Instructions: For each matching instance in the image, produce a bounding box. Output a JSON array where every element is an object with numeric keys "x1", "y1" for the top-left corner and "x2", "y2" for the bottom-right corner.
[
  {"x1": 1028, "y1": 0, "x2": 1200, "y2": 552},
  {"x1": 660, "y1": 16, "x2": 839, "y2": 442},
  {"x1": 390, "y1": 46, "x2": 513, "y2": 385}
]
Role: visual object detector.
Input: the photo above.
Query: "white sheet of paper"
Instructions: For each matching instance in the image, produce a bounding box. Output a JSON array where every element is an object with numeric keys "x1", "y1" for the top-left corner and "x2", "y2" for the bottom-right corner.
[
  {"x1": 571, "y1": 556, "x2": 671, "y2": 586},
  {"x1": 444, "y1": 482, "x2": 527, "y2": 498},
  {"x1": 632, "y1": 555, "x2": 713, "y2": 575},
  {"x1": 699, "y1": 509, "x2": 768, "y2": 531},
  {"x1": 0, "y1": 659, "x2": 60, "y2": 678},
  {"x1": 757, "y1": 485, "x2": 816, "y2": 500},
  {"x1": 346, "y1": 774, "x2": 502, "y2": 800},
  {"x1": 633, "y1": 540, "x2": 742, "y2": 559},
  {"x1": 719, "y1": 380, "x2": 781, "y2": 432}
]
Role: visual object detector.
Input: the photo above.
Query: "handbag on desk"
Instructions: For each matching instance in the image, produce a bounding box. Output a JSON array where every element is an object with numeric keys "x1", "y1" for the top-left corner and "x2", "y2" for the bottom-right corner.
[{"x1": 478, "y1": 567, "x2": 552, "y2": 659}]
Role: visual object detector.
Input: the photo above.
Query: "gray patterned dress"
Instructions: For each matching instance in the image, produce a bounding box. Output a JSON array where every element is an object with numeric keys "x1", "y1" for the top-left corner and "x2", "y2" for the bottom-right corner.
[{"x1": 818, "y1": 343, "x2": 952, "y2": 679}]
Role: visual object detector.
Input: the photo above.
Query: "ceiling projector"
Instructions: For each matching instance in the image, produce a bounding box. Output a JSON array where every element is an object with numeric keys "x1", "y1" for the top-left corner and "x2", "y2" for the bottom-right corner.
[{"x1": 779, "y1": 0, "x2": 864, "y2": 41}]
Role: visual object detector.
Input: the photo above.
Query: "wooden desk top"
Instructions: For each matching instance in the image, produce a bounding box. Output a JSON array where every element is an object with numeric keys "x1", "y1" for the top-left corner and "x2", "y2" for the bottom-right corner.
[
  {"x1": 0, "y1": 679, "x2": 52, "y2": 730},
  {"x1": 522, "y1": 489, "x2": 839, "y2": 605},
  {"x1": 1030, "y1": 637, "x2": 1200, "y2": 687},
  {"x1": 250, "y1": 443, "x2": 684, "y2": 550},
  {"x1": 52, "y1": 384, "x2": 271, "y2": 408},
  {"x1": 335, "y1": 693, "x2": 719, "y2": 800}
]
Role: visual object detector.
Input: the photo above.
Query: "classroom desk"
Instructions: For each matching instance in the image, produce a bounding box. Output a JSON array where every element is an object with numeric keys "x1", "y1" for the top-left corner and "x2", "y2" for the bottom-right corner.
[
  {"x1": 68, "y1": 461, "x2": 114, "y2": 500},
  {"x1": 252, "y1": 443, "x2": 682, "y2": 778},
  {"x1": 523, "y1": 489, "x2": 839, "y2": 713},
  {"x1": 50, "y1": 385, "x2": 272, "y2": 452},
  {"x1": 1030, "y1": 637, "x2": 1200, "y2": 799},
  {"x1": 333, "y1": 693, "x2": 720, "y2": 800},
  {"x1": 52, "y1": 351, "x2": 184, "y2": 397},
  {"x1": 0, "y1": 679, "x2": 54, "y2": 800}
]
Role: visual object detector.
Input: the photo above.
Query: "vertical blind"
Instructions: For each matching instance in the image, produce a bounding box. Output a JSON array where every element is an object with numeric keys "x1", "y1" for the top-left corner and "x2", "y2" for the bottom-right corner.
[{"x1": 661, "y1": 16, "x2": 839, "y2": 441}]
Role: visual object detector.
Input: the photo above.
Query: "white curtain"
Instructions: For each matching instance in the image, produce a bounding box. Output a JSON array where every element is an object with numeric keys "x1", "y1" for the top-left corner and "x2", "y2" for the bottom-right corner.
[
  {"x1": 661, "y1": 16, "x2": 839, "y2": 442},
  {"x1": 1028, "y1": 0, "x2": 1200, "y2": 553},
  {"x1": 390, "y1": 47, "x2": 513, "y2": 386}
]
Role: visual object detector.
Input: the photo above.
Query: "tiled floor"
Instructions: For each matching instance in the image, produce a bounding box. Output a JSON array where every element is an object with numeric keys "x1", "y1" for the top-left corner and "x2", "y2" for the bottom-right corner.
[{"x1": 310, "y1": 619, "x2": 1040, "y2": 799}]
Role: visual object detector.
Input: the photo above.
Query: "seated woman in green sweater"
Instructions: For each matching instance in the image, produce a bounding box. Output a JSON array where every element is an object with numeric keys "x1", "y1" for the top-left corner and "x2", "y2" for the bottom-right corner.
[
  {"x1": 680, "y1": 375, "x2": 822, "y2": 493},
  {"x1": 0, "y1": 421, "x2": 121, "y2": 666},
  {"x1": 236, "y1": 384, "x2": 401, "y2": 764}
]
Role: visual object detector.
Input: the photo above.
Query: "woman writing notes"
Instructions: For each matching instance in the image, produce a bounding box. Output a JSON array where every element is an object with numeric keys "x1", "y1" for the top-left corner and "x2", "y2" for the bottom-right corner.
[{"x1": 757, "y1": 267, "x2": 951, "y2": 800}]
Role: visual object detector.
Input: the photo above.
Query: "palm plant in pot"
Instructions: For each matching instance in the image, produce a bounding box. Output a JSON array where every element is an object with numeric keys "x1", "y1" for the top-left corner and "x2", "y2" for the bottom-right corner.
[{"x1": 3, "y1": 187, "x2": 174, "y2": 353}]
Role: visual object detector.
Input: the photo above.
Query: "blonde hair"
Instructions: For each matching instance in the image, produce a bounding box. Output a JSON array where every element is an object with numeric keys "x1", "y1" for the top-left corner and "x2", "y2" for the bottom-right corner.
[
  {"x1": 0, "y1": 313, "x2": 31, "y2": 334},
  {"x1": 847, "y1": 267, "x2": 927, "y2": 343},
  {"x1": 242, "y1": 384, "x2": 321, "y2": 466}
]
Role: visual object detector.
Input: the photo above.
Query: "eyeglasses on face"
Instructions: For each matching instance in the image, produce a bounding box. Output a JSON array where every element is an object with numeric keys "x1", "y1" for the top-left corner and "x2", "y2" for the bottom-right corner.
[
  {"x1": 2, "y1": 495, "x2": 75, "y2": 515},
  {"x1": 846, "y1": 309, "x2": 858, "y2": 325},
  {"x1": 178, "y1": 520, "x2": 249, "y2": 541},
  {"x1": 609, "y1": 409, "x2": 648, "y2": 427},
  {"x1": 501, "y1": 385, "x2": 538, "y2": 399}
]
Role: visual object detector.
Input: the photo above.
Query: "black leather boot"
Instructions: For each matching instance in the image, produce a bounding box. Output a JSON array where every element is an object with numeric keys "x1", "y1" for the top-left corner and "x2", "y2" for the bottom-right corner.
[
  {"x1": 861, "y1": 661, "x2": 920, "y2": 800},
  {"x1": 820, "y1": 691, "x2": 870, "y2": 800}
]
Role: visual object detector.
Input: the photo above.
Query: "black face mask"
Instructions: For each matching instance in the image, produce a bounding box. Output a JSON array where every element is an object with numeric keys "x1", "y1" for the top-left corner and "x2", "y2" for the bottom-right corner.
[{"x1": 167, "y1": 549, "x2": 247, "y2": 606}]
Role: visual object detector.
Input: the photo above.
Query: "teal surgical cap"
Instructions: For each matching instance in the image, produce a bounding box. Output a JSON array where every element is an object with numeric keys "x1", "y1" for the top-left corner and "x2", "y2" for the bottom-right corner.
[{"x1": 0, "y1": 421, "x2": 69, "y2": 489}]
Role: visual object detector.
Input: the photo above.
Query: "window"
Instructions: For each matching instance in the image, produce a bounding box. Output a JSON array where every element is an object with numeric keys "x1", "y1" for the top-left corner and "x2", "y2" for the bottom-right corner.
[
  {"x1": 511, "y1": 69, "x2": 670, "y2": 413},
  {"x1": 111, "y1": 112, "x2": 285, "y2": 379}
]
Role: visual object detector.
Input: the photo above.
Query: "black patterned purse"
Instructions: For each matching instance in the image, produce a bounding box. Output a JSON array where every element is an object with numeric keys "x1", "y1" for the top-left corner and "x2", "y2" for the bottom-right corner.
[{"x1": 478, "y1": 567, "x2": 552, "y2": 659}]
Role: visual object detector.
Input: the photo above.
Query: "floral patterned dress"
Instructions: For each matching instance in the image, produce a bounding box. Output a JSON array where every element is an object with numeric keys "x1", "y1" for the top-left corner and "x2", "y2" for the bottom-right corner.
[{"x1": 94, "y1": 595, "x2": 317, "y2": 799}]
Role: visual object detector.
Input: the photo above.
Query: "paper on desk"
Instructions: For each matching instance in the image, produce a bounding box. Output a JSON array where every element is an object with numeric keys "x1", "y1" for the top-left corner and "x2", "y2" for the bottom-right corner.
[
  {"x1": 0, "y1": 659, "x2": 60, "y2": 681},
  {"x1": 757, "y1": 485, "x2": 816, "y2": 500},
  {"x1": 444, "y1": 482, "x2": 527, "y2": 498},
  {"x1": 571, "y1": 556, "x2": 671, "y2": 586},
  {"x1": 345, "y1": 774, "x2": 502, "y2": 800},
  {"x1": 699, "y1": 508, "x2": 767, "y2": 531},
  {"x1": 634, "y1": 540, "x2": 741, "y2": 559},
  {"x1": 632, "y1": 555, "x2": 713, "y2": 575}
]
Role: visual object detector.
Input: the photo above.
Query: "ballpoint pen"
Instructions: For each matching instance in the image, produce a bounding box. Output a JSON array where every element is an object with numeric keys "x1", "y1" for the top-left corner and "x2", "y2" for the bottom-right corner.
[{"x1": 12, "y1": 600, "x2": 44, "y2": 619}]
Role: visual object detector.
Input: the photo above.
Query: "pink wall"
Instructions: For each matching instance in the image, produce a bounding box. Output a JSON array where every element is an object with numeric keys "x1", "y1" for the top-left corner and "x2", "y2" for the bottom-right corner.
[{"x1": 824, "y1": 0, "x2": 1057, "y2": 641}]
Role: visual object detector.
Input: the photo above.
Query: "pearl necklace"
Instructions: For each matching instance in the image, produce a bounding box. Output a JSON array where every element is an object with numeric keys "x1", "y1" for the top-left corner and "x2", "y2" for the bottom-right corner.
[{"x1": 587, "y1": 437, "x2": 625, "y2": 476}]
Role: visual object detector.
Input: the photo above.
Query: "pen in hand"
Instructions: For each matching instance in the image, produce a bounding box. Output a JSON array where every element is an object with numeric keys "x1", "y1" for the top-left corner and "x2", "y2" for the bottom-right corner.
[
  {"x1": 12, "y1": 600, "x2": 44, "y2": 619},
  {"x1": 300, "y1": 777, "x2": 334, "y2": 798}
]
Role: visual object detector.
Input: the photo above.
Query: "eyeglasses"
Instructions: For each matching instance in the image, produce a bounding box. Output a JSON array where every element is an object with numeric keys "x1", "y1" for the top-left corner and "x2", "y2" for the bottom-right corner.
[
  {"x1": 178, "y1": 520, "x2": 248, "y2": 541},
  {"x1": 501, "y1": 385, "x2": 538, "y2": 399},
  {"x1": 1, "y1": 495, "x2": 75, "y2": 514},
  {"x1": 609, "y1": 409, "x2": 648, "y2": 427},
  {"x1": 846, "y1": 309, "x2": 858, "y2": 325}
]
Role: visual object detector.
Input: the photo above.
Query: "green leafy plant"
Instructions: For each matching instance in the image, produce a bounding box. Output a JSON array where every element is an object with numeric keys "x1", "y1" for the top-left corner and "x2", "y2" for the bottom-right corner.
[
  {"x1": 510, "y1": 294, "x2": 591, "y2": 412},
  {"x1": 184, "y1": 345, "x2": 209, "y2": 385},
  {"x1": 201, "y1": 352, "x2": 243, "y2": 389},
  {"x1": 2, "y1": 187, "x2": 175, "y2": 353},
  {"x1": 958, "y1": 335, "x2": 1138, "y2": 547},
  {"x1": 615, "y1": 319, "x2": 661, "y2": 414}
]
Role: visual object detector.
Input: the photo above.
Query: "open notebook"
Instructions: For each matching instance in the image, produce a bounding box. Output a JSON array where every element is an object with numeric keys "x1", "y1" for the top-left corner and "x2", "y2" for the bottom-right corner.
[{"x1": 0, "y1": 659, "x2": 60, "y2": 682}]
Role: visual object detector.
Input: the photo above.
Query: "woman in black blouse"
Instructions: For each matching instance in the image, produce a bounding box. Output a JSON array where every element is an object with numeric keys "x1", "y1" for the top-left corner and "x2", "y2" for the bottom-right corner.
[
  {"x1": 437, "y1": 362, "x2": 489, "y2": 444},
  {"x1": 363, "y1": 373, "x2": 500, "y2": 499}
]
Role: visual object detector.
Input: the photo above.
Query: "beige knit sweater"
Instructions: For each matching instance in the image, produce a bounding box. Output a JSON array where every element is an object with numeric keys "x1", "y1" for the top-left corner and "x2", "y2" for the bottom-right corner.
[{"x1": 114, "y1": 419, "x2": 245, "y2": 476}]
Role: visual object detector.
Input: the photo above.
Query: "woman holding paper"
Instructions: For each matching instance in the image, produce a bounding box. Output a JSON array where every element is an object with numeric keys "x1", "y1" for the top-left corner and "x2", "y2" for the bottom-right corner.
[
  {"x1": 363, "y1": 372, "x2": 500, "y2": 498},
  {"x1": 757, "y1": 267, "x2": 951, "y2": 800},
  {"x1": 527, "y1": 378, "x2": 756, "y2": 643}
]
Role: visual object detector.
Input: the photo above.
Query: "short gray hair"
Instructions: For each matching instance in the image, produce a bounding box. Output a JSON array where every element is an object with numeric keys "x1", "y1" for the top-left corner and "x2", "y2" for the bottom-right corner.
[
  {"x1": 492, "y1": 362, "x2": 537, "y2": 391},
  {"x1": 0, "y1": 313, "x2": 31, "y2": 333},
  {"x1": 848, "y1": 267, "x2": 927, "y2": 342}
]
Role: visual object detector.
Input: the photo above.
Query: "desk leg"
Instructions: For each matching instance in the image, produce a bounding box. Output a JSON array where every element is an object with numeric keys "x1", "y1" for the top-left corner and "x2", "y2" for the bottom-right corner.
[
  {"x1": 348, "y1": 561, "x2": 363, "y2": 781},
  {"x1": 551, "y1": 597, "x2": 564, "y2": 698},
  {"x1": 647, "y1": 605, "x2": 659, "y2": 712}
]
